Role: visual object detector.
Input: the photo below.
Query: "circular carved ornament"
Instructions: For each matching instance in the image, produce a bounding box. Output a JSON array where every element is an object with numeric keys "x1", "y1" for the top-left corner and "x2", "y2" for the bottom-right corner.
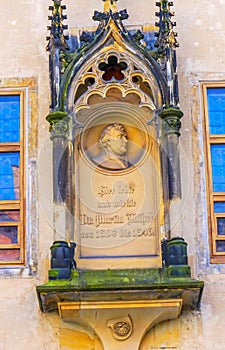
[
  {"x1": 107, "y1": 315, "x2": 133, "y2": 341},
  {"x1": 113, "y1": 321, "x2": 131, "y2": 337}
]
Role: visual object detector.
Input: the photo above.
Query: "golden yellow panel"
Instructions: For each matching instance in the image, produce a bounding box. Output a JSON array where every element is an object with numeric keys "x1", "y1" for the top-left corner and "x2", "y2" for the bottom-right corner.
[
  {"x1": 60, "y1": 328, "x2": 103, "y2": 350},
  {"x1": 139, "y1": 318, "x2": 180, "y2": 349}
]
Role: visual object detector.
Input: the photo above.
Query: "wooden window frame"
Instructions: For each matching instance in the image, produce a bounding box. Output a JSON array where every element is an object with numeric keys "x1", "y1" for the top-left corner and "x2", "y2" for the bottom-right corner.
[
  {"x1": 0, "y1": 90, "x2": 26, "y2": 265},
  {"x1": 202, "y1": 82, "x2": 225, "y2": 263}
]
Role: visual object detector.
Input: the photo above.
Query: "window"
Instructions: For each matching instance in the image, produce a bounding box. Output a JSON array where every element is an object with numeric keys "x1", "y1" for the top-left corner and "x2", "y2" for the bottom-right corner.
[
  {"x1": 0, "y1": 91, "x2": 25, "y2": 265},
  {"x1": 202, "y1": 83, "x2": 225, "y2": 263}
]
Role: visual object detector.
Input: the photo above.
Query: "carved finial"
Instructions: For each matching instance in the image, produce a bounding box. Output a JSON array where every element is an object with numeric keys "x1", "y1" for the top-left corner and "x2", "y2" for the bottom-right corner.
[
  {"x1": 47, "y1": 0, "x2": 69, "y2": 50},
  {"x1": 155, "y1": 0, "x2": 179, "y2": 106},
  {"x1": 103, "y1": 0, "x2": 118, "y2": 13}
]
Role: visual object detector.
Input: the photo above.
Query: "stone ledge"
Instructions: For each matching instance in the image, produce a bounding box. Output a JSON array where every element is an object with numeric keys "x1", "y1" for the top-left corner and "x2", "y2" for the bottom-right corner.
[{"x1": 36, "y1": 267, "x2": 204, "y2": 313}]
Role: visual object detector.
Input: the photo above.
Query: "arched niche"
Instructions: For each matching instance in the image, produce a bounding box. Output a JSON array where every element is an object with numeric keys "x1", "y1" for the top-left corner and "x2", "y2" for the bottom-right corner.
[{"x1": 67, "y1": 73, "x2": 165, "y2": 269}]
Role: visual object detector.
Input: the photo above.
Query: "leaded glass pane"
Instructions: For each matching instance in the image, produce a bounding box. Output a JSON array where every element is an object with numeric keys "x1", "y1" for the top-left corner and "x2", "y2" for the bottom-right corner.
[
  {"x1": 0, "y1": 152, "x2": 20, "y2": 200},
  {"x1": 216, "y1": 240, "x2": 225, "y2": 252},
  {"x1": 0, "y1": 210, "x2": 19, "y2": 221},
  {"x1": 207, "y1": 88, "x2": 225, "y2": 135},
  {"x1": 0, "y1": 249, "x2": 20, "y2": 261},
  {"x1": 211, "y1": 144, "x2": 225, "y2": 192},
  {"x1": 214, "y1": 202, "x2": 225, "y2": 213},
  {"x1": 0, "y1": 95, "x2": 20, "y2": 142},
  {"x1": 217, "y1": 218, "x2": 225, "y2": 236},
  {"x1": 0, "y1": 226, "x2": 18, "y2": 244}
]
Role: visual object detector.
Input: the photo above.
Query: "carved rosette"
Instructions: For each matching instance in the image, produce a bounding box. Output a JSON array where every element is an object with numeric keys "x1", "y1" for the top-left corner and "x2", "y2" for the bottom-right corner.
[{"x1": 107, "y1": 315, "x2": 133, "y2": 341}]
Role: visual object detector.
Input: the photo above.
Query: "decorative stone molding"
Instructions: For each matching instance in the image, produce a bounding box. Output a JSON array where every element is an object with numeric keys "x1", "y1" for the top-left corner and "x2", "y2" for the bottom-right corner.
[
  {"x1": 46, "y1": 111, "x2": 70, "y2": 139},
  {"x1": 159, "y1": 106, "x2": 184, "y2": 136}
]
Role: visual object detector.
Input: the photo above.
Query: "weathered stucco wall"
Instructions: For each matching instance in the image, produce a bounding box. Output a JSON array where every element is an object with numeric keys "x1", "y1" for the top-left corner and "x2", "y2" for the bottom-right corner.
[{"x1": 1, "y1": 0, "x2": 225, "y2": 349}]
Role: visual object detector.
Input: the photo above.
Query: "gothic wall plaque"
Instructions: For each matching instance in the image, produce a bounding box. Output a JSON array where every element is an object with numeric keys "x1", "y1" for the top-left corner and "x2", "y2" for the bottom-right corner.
[{"x1": 74, "y1": 103, "x2": 162, "y2": 269}]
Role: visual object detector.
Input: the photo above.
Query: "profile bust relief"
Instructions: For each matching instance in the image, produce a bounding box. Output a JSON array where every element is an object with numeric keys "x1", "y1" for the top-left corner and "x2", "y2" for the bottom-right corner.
[{"x1": 92, "y1": 123, "x2": 130, "y2": 170}]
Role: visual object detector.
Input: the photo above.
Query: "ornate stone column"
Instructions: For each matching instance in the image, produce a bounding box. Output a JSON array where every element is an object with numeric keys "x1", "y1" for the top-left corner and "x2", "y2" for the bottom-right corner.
[
  {"x1": 160, "y1": 106, "x2": 183, "y2": 200},
  {"x1": 160, "y1": 106, "x2": 184, "y2": 239},
  {"x1": 46, "y1": 111, "x2": 72, "y2": 242}
]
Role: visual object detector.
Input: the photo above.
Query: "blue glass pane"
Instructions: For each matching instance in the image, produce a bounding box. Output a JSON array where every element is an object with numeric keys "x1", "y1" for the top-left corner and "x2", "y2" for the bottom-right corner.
[
  {"x1": 217, "y1": 218, "x2": 225, "y2": 236},
  {"x1": 0, "y1": 95, "x2": 20, "y2": 142},
  {"x1": 216, "y1": 240, "x2": 225, "y2": 252},
  {"x1": 214, "y1": 202, "x2": 225, "y2": 213},
  {"x1": 207, "y1": 88, "x2": 225, "y2": 135},
  {"x1": 211, "y1": 144, "x2": 225, "y2": 192},
  {"x1": 0, "y1": 152, "x2": 20, "y2": 200}
]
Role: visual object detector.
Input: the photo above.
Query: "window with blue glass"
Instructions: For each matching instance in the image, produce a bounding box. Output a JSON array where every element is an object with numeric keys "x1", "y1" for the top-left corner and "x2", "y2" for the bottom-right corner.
[
  {"x1": 0, "y1": 92, "x2": 25, "y2": 264},
  {"x1": 203, "y1": 84, "x2": 225, "y2": 263}
]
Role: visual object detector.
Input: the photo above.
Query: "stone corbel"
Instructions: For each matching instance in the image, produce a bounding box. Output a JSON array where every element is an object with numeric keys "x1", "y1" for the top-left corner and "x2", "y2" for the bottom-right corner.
[{"x1": 58, "y1": 299, "x2": 182, "y2": 349}]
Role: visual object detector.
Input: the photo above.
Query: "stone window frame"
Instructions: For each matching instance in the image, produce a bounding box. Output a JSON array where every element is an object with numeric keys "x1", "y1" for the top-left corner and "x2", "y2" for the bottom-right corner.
[
  {"x1": 0, "y1": 79, "x2": 38, "y2": 276},
  {"x1": 202, "y1": 82, "x2": 225, "y2": 263}
]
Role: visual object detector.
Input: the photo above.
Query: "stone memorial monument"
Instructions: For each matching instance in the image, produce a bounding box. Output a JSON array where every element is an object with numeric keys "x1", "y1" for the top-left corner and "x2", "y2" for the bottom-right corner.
[{"x1": 37, "y1": 2, "x2": 204, "y2": 349}]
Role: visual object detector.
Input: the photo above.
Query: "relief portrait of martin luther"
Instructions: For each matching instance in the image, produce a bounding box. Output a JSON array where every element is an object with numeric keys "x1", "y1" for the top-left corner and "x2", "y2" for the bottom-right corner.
[{"x1": 92, "y1": 123, "x2": 130, "y2": 170}]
